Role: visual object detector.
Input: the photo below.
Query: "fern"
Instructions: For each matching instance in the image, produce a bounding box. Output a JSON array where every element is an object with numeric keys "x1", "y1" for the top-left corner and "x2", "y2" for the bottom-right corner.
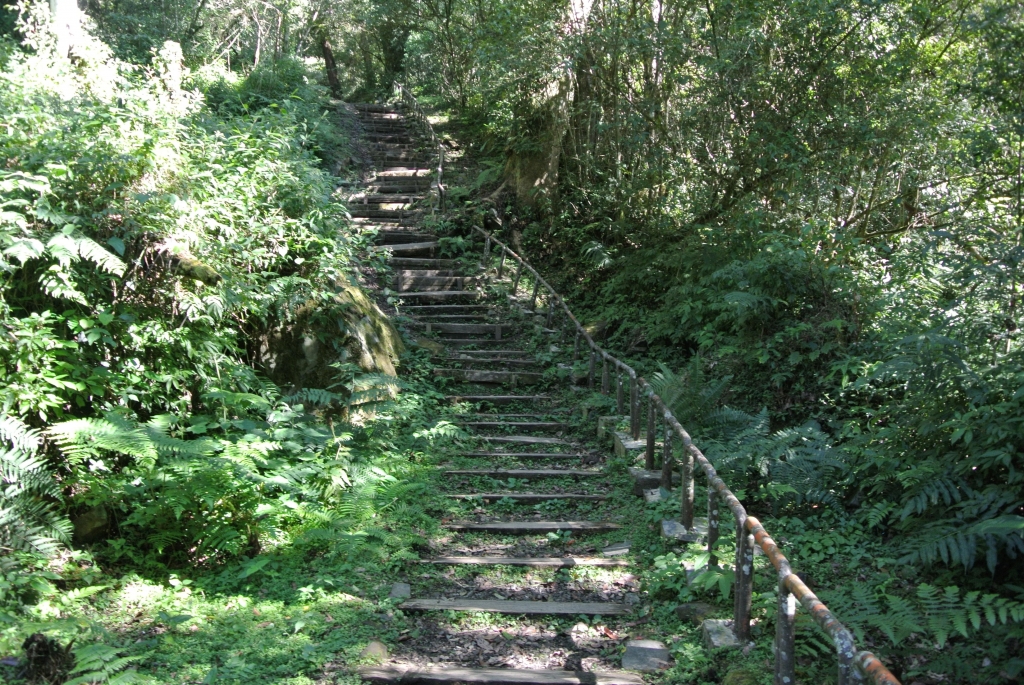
[
  {"x1": 0, "y1": 413, "x2": 70, "y2": 560},
  {"x1": 65, "y1": 643, "x2": 150, "y2": 685}
]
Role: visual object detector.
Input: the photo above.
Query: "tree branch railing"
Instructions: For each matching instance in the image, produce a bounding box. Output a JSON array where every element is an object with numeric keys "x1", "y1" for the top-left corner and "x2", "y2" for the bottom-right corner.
[
  {"x1": 471, "y1": 225, "x2": 901, "y2": 685},
  {"x1": 393, "y1": 82, "x2": 446, "y2": 213}
]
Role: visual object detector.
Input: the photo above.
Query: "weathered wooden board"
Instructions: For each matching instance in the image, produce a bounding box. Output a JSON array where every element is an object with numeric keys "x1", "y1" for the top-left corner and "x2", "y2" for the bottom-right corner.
[
  {"x1": 358, "y1": 666, "x2": 643, "y2": 685},
  {"x1": 446, "y1": 395, "x2": 550, "y2": 405},
  {"x1": 398, "y1": 598, "x2": 631, "y2": 615},
  {"x1": 419, "y1": 557, "x2": 630, "y2": 568},
  {"x1": 448, "y1": 493, "x2": 606, "y2": 501},
  {"x1": 444, "y1": 469, "x2": 599, "y2": 478},
  {"x1": 478, "y1": 435, "x2": 569, "y2": 445},
  {"x1": 444, "y1": 521, "x2": 622, "y2": 533},
  {"x1": 460, "y1": 452, "x2": 578, "y2": 460}
]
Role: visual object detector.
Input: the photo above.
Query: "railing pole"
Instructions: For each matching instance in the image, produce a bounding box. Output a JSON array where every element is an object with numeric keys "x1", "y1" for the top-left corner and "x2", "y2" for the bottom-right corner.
[
  {"x1": 734, "y1": 514, "x2": 754, "y2": 643},
  {"x1": 573, "y1": 331, "x2": 580, "y2": 362},
  {"x1": 660, "y1": 419, "x2": 673, "y2": 489},
  {"x1": 512, "y1": 261, "x2": 523, "y2": 295},
  {"x1": 681, "y1": 445, "x2": 694, "y2": 530},
  {"x1": 616, "y1": 371, "x2": 624, "y2": 414},
  {"x1": 708, "y1": 488, "x2": 720, "y2": 566},
  {"x1": 497, "y1": 248, "x2": 506, "y2": 278},
  {"x1": 482, "y1": 237, "x2": 491, "y2": 268},
  {"x1": 601, "y1": 357, "x2": 609, "y2": 394},
  {"x1": 775, "y1": 571, "x2": 797, "y2": 685},
  {"x1": 837, "y1": 642, "x2": 860, "y2": 685},
  {"x1": 530, "y1": 280, "x2": 539, "y2": 312},
  {"x1": 546, "y1": 299, "x2": 555, "y2": 329},
  {"x1": 630, "y1": 377, "x2": 640, "y2": 439},
  {"x1": 645, "y1": 395, "x2": 656, "y2": 470},
  {"x1": 588, "y1": 350, "x2": 596, "y2": 390}
]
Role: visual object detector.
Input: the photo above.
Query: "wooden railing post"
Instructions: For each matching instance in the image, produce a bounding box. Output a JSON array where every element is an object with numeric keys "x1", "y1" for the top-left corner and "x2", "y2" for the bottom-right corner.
[
  {"x1": 530, "y1": 280, "x2": 539, "y2": 312},
  {"x1": 546, "y1": 300, "x2": 555, "y2": 328},
  {"x1": 512, "y1": 261, "x2": 523, "y2": 295},
  {"x1": 573, "y1": 332, "x2": 580, "y2": 362},
  {"x1": 588, "y1": 350, "x2": 596, "y2": 390},
  {"x1": 482, "y1": 237, "x2": 491, "y2": 268},
  {"x1": 734, "y1": 514, "x2": 754, "y2": 643},
  {"x1": 708, "y1": 488, "x2": 720, "y2": 567},
  {"x1": 660, "y1": 418, "x2": 673, "y2": 489},
  {"x1": 775, "y1": 570, "x2": 797, "y2": 685},
  {"x1": 645, "y1": 395, "x2": 656, "y2": 470},
  {"x1": 601, "y1": 357, "x2": 609, "y2": 395},
  {"x1": 630, "y1": 377, "x2": 640, "y2": 439},
  {"x1": 616, "y1": 371, "x2": 624, "y2": 414},
  {"x1": 497, "y1": 248, "x2": 506, "y2": 278},
  {"x1": 681, "y1": 445, "x2": 694, "y2": 529}
]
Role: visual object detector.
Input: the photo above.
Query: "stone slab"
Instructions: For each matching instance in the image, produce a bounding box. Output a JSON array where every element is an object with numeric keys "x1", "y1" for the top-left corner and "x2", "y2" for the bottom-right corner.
[
  {"x1": 389, "y1": 582, "x2": 412, "y2": 599},
  {"x1": 613, "y1": 431, "x2": 649, "y2": 458},
  {"x1": 702, "y1": 619, "x2": 742, "y2": 650},
  {"x1": 621, "y1": 639, "x2": 671, "y2": 671},
  {"x1": 602, "y1": 541, "x2": 631, "y2": 557},
  {"x1": 627, "y1": 467, "x2": 679, "y2": 495},
  {"x1": 674, "y1": 602, "x2": 716, "y2": 625}
]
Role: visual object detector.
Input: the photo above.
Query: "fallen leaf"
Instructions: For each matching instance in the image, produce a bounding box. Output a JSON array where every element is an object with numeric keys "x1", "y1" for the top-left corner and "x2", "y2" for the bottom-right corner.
[
  {"x1": 600, "y1": 626, "x2": 619, "y2": 639},
  {"x1": 324, "y1": 613, "x2": 334, "y2": 623}
]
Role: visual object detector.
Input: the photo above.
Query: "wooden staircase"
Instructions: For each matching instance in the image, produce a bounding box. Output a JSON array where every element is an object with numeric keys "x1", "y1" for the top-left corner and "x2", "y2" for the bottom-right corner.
[{"x1": 350, "y1": 103, "x2": 644, "y2": 685}]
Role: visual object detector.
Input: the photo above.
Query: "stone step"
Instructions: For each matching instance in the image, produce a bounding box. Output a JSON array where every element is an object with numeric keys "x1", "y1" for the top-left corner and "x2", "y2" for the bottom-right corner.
[
  {"x1": 366, "y1": 133, "x2": 412, "y2": 142},
  {"x1": 349, "y1": 209, "x2": 423, "y2": 219},
  {"x1": 444, "y1": 521, "x2": 622, "y2": 533},
  {"x1": 446, "y1": 395, "x2": 548, "y2": 405},
  {"x1": 419, "y1": 558, "x2": 630, "y2": 569},
  {"x1": 395, "y1": 269, "x2": 461, "y2": 277},
  {"x1": 377, "y1": 233, "x2": 437, "y2": 246},
  {"x1": 398, "y1": 599, "x2": 630, "y2": 616},
  {"x1": 459, "y1": 452, "x2": 579, "y2": 460},
  {"x1": 354, "y1": 103, "x2": 397, "y2": 113},
  {"x1": 448, "y1": 349, "x2": 531, "y2": 357},
  {"x1": 386, "y1": 242, "x2": 440, "y2": 256},
  {"x1": 350, "y1": 194, "x2": 424, "y2": 203},
  {"x1": 435, "y1": 338, "x2": 515, "y2": 347},
  {"x1": 416, "y1": 314, "x2": 492, "y2": 322},
  {"x1": 444, "y1": 356, "x2": 540, "y2": 367},
  {"x1": 359, "y1": 666, "x2": 643, "y2": 685},
  {"x1": 375, "y1": 168, "x2": 435, "y2": 177},
  {"x1": 476, "y1": 435, "x2": 569, "y2": 445},
  {"x1": 397, "y1": 290, "x2": 483, "y2": 301},
  {"x1": 398, "y1": 277, "x2": 477, "y2": 292},
  {"x1": 449, "y1": 493, "x2": 605, "y2": 502},
  {"x1": 415, "y1": 322, "x2": 500, "y2": 335},
  {"x1": 457, "y1": 421, "x2": 566, "y2": 431},
  {"x1": 389, "y1": 258, "x2": 460, "y2": 269},
  {"x1": 444, "y1": 469, "x2": 599, "y2": 479},
  {"x1": 433, "y1": 369, "x2": 543, "y2": 384}
]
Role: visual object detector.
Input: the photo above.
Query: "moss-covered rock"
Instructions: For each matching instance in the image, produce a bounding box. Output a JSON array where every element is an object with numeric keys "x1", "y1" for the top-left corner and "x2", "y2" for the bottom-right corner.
[{"x1": 722, "y1": 667, "x2": 761, "y2": 685}]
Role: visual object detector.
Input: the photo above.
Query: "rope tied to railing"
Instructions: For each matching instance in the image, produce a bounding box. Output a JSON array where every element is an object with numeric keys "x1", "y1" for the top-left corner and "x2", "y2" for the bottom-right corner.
[{"x1": 471, "y1": 224, "x2": 901, "y2": 685}]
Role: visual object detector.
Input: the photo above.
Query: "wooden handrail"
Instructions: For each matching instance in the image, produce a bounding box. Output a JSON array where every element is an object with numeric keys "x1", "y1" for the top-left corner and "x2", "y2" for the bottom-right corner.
[
  {"x1": 472, "y1": 225, "x2": 901, "y2": 685},
  {"x1": 392, "y1": 82, "x2": 446, "y2": 212}
]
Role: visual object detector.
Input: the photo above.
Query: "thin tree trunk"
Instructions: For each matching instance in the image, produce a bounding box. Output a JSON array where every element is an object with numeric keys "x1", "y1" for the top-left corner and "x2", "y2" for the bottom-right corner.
[{"x1": 320, "y1": 32, "x2": 342, "y2": 98}]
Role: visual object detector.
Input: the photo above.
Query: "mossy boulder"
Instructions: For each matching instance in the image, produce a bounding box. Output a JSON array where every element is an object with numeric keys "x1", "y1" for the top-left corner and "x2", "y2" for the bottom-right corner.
[{"x1": 722, "y1": 667, "x2": 761, "y2": 685}]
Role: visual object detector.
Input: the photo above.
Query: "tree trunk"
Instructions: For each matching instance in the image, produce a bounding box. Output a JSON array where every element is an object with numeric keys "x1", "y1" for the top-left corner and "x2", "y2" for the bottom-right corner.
[{"x1": 320, "y1": 32, "x2": 342, "y2": 98}]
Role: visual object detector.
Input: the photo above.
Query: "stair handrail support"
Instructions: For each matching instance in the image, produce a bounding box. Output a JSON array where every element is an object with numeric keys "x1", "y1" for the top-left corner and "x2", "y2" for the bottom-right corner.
[{"x1": 471, "y1": 225, "x2": 901, "y2": 685}]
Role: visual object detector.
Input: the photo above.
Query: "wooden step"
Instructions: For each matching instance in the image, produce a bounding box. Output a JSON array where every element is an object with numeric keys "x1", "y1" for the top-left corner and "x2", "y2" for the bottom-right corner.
[
  {"x1": 377, "y1": 232, "x2": 436, "y2": 245},
  {"x1": 359, "y1": 666, "x2": 643, "y2": 685},
  {"x1": 457, "y1": 421, "x2": 565, "y2": 430},
  {"x1": 387, "y1": 242, "x2": 439, "y2": 256},
  {"x1": 449, "y1": 493, "x2": 606, "y2": 502},
  {"x1": 404, "y1": 304, "x2": 492, "y2": 312},
  {"x1": 477, "y1": 435, "x2": 568, "y2": 445},
  {"x1": 374, "y1": 168, "x2": 434, "y2": 177},
  {"x1": 436, "y1": 338, "x2": 517, "y2": 347},
  {"x1": 390, "y1": 258, "x2": 459, "y2": 269},
  {"x1": 416, "y1": 323, "x2": 500, "y2": 335},
  {"x1": 419, "y1": 557, "x2": 630, "y2": 568},
  {"x1": 396, "y1": 269, "x2": 461, "y2": 277},
  {"x1": 398, "y1": 277, "x2": 477, "y2": 292},
  {"x1": 397, "y1": 290, "x2": 482, "y2": 300},
  {"x1": 398, "y1": 598, "x2": 631, "y2": 615},
  {"x1": 448, "y1": 349, "x2": 530, "y2": 356},
  {"x1": 434, "y1": 369, "x2": 543, "y2": 384},
  {"x1": 446, "y1": 395, "x2": 549, "y2": 404},
  {"x1": 460, "y1": 452, "x2": 578, "y2": 460},
  {"x1": 418, "y1": 314, "x2": 492, "y2": 322},
  {"x1": 445, "y1": 357, "x2": 539, "y2": 366},
  {"x1": 444, "y1": 469, "x2": 599, "y2": 479},
  {"x1": 444, "y1": 521, "x2": 622, "y2": 533}
]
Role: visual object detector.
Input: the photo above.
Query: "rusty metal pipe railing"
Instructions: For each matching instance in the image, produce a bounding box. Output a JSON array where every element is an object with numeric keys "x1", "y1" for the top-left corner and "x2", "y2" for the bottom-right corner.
[{"x1": 471, "y1": 225, "x2": 901, "y2": 685}]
